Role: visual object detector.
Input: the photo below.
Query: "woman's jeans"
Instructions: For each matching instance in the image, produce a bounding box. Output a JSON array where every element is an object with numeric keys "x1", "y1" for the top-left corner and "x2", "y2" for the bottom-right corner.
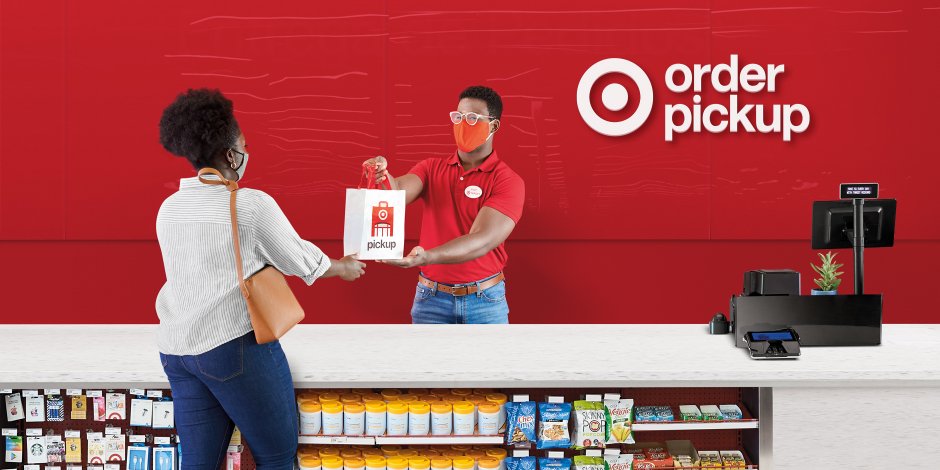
[{"x1": 159, "y1": 331, "x2": 297, "y2": 470}]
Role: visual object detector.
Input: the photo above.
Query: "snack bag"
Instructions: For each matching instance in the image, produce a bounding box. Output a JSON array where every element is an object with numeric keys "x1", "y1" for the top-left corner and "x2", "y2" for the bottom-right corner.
[
  {"x1": 572, "y1": 400, "x2": 606, "y2": 449},
  {"x1": 505, "y1": 401, "x2": 537, "y2": 445},
  {"x1": 604, "y1": 398, "x2": 635, "y2": 445},
  {"x1": 572, "y1": 456, "x2": 605, "y2": 470},
  {"x1": 603, "y1": 453, "x2": 634, "y2": 470},
  {"x1": 504, "y1": 456, "x2": 536, "y2": 470},
  {"x1": 538, "y1": 458, "x2": 573, "y2": 470},
  {"x1": 537, "y1": 402, "x2": 572, "y2": 449}
]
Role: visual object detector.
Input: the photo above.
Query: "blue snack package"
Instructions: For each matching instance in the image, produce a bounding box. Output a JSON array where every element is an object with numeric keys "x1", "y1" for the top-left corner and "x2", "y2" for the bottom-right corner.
[
  {"x1": 654, "y1": 405, "x2": 674, "y2": 421},
  {"x1": 537, "y1": 402, "x2": 572, "y2": 449},
  {"x1": 506, "y1": 456, "x2": 537, "y2": 470},
  {"x1": 539, "y1": 458, "x2": 573, "y2": 470},
  {"x1": 634, "y1": 405, "x2": 657, "y2": 422},
  {"x1": 505, "y1": 401, "x2": 537, "y2": 445}
]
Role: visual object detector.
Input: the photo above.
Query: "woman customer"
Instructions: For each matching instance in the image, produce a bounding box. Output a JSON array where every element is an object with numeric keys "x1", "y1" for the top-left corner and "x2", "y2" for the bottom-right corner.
[{"x1": 155, "y1": 88, "x2": 364, "y2": 469}]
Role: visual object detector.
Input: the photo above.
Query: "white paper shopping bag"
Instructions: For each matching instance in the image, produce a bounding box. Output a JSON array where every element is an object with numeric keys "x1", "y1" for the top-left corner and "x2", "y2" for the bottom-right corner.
[{"x1": 344, "y1": 186, "x2": 406, "y2": 260}]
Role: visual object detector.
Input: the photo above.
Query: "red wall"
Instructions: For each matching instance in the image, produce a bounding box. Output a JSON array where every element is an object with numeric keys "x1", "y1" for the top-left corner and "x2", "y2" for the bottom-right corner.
[{"x1": 2, "y1": 1, "x2": 938, "y2": 323}]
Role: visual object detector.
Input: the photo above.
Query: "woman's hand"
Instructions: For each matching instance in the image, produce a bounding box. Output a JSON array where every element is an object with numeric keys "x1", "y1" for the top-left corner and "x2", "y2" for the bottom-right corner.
[{"x1": 325, "y1": 255, "x2": 366, "y2": 281}]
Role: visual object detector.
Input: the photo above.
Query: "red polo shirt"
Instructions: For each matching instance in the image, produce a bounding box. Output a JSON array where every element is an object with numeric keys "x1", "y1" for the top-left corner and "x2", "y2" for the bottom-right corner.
[{"x1": 407, "y1": 151, "x2": 525, "y2": 284}]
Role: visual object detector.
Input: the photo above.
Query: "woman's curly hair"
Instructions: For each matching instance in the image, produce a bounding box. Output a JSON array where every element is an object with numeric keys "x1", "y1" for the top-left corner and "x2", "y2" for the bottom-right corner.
[{"x1": 159, "y1": 88, "x2": 240, "y2": 169}]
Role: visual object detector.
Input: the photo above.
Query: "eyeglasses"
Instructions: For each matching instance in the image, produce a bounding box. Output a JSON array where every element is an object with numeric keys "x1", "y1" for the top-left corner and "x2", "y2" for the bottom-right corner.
[{"x1": 450, "y1": 111, "x2": 496, "y2": 126}]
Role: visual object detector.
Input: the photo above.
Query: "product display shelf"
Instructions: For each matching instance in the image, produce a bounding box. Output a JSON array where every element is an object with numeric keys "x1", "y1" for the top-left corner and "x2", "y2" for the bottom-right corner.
[
  {"x1": 374, "y1": 434, "x2": 505, "y2": 445},
  {"x1": 297, "y1": 435, "x2": 376, "y2": 445},
  {"x1": 0, "y1": 388, "x2": 259, "y2": 470},
  {"x1": 296, "y1": 431, "x2": 506, "y2": 445},
  {"x1": 632, "y1": 401, "x2": 758, "y2": 431},
  {"x1": 632, "y1": 420, "x2": 758, "y2": 431}
]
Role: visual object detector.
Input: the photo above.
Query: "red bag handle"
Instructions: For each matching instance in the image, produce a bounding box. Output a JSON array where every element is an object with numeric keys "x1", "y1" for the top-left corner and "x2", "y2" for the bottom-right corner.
[{"x1": 359, "y1": 161, "x2": 392, "y2": 190}]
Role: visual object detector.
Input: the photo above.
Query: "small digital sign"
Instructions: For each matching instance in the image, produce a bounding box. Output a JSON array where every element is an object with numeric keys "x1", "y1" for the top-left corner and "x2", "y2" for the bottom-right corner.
[{"x1": 840, "y1": 183, "x2": 879, "y2": 199}]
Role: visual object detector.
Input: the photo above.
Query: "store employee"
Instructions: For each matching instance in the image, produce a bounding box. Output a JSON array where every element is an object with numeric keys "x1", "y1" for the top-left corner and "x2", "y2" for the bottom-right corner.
[{"x1": 365, "y1": 85, "x2": 525, "y2": 324}]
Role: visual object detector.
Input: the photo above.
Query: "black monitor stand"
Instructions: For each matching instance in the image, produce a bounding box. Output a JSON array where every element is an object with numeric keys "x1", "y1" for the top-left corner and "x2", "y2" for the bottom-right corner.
[{"x1": 851, "y1": 198, "x2": 865, "y2": 295}]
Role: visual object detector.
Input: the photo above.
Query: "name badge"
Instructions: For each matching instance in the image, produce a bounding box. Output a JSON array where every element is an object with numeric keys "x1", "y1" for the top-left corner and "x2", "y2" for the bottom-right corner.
[{"x1": 464, "y1": 185, "x2": 483, "y2": 199}]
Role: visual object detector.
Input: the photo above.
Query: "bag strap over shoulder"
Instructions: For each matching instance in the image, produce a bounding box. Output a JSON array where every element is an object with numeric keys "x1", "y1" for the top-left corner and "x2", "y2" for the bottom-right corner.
[{"x1": 196, "y1": 168, "x2": 250, "y2": 299}]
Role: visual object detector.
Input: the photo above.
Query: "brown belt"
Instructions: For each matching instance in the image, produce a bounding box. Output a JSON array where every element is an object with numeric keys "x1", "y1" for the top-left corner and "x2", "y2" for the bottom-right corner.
[{"x1": 418, "y1": 273, "x2": 505, "y2": 296}]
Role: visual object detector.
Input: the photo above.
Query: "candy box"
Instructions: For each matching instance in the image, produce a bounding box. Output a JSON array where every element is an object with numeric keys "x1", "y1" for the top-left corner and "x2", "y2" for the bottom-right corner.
[
  {"x1": 698, "y1": 451, "x2": 721, "y2": 468},
  {"x1": 699, "y1": 405, "x2": 722, "y2": 421},
  {"x1": 634, "y1": 406, "x2": 657, "y2": 423},
  {"x1": 678, "y1": 405, "x2": 702, "y2": 421},
  {"x1": 624, "y1": 442, "x2": 673, "y2": 467},
  {"x1": 720, "y1": 450, "x2": 746, "y2": 468},
  {"x1": 654, "y1": 406, "x2": 674, "y2": 421},
  {"x1": 719, "y1": 404, "x2": 744, "y2": 420},
  {"x1": 664, "y1": 440, "x2": 700, "y2": 469}
]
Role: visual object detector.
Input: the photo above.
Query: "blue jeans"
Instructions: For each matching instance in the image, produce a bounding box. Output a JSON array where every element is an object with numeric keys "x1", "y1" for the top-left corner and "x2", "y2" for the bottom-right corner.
[
  {"x1": 411, "y1": 273, "x2": 510, "y2": 324},
  {"x1": 159, "y1": 331, "x2": 297, "y2": 470}
]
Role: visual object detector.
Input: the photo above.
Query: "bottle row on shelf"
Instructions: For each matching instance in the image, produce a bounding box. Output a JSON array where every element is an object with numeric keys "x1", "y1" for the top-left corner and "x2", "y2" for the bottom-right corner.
[
  {"x1": 294, "y1": 443, "x2": 755, "y2": 470},
  {"x1": 295, "y1": 390, "x2": 756, "y2": 447}
]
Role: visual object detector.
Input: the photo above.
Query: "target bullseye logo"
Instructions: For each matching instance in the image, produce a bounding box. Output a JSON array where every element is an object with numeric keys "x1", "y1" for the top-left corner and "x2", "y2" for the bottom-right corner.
[{"x1": 577, "y1": 58, "x2": 654, "y2": 136}]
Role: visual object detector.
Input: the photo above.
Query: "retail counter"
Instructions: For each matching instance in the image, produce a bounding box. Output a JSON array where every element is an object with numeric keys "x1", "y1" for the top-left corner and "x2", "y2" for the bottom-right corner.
[{"x1": 2, "y1": 324, "x2": 940, "y2": 469}]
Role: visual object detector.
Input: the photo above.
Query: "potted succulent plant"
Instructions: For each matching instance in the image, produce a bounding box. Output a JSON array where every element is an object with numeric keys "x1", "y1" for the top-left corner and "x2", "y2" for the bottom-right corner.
[{"x1": 811, "y1": 251, "x2": 843, "y2": 295}]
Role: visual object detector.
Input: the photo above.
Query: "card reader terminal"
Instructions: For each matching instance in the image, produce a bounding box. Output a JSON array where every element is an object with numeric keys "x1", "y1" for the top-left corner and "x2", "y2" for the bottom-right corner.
[{"x1": 744, "y1": 328, "x2": 801, "y2": 359}]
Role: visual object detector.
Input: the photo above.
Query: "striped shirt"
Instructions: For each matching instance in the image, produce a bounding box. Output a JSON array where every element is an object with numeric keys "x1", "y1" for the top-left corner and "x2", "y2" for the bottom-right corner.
[{"x1": 155, "y1": 175, "x2": 331, "y2": 355}]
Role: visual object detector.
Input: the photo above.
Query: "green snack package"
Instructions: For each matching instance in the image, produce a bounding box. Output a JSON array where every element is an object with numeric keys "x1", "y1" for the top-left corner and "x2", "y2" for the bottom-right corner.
[
  {"x1": 604, "y1": 398, "x2": 635, "y2": 444},
  {"x1": 572, "y1": 400, "x2": 606, "y2": 449},
  {"x1": 573, "y1": 456, "x2": 606, "y2": 470}
]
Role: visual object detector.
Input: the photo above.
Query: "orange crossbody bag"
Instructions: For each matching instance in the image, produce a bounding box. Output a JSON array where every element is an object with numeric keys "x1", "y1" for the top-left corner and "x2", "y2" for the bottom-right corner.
[{"x1": 197, "y1": 167, "x2": 305, "y2": 343}]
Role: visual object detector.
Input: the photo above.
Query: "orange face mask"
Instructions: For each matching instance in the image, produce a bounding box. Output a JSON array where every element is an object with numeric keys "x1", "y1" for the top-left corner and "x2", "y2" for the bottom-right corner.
[{"x1": 453, "y1": 120, "x2": 494, "y2": 153}]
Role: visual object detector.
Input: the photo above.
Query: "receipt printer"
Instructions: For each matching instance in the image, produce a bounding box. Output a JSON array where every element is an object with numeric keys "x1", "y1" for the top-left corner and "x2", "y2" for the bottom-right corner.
[
  {"x1": 744, "y1": 328, "x2": 801, "y2": 359},
  {"x1": 743, "y1": 269, "x2": 800, "y2": 296}
]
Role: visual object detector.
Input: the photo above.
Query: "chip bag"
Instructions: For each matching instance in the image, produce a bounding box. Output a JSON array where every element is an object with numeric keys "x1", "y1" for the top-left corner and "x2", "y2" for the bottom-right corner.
[
  {"x1": 505, "y1": 456, "x2": 536, "y2": 470},
  {"x1": 603, "y1": 453, "x2": 635, "y2": 470},
  {"x1": 572, "y1": 455, "x2": 605, "y2": 470},
  {"x1": 538, "y1": 458, "x2": 572, "y2": 470},
  {"x1": 537, "y1": 402, "x2": 572, "y2": 449},
  {"x1": 604, "y1": 398, "x2": 634, "y2": 445},
  {"x1": 572, "y1": 400, "x2": 606, "y2": 449},
  {"x1": 505, "y1": 401, "x2": 537, "y2": 445}
]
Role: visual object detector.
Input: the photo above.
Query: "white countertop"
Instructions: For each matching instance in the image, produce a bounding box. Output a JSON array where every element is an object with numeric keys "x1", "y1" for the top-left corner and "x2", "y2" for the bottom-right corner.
[{"x1": 1, "y1": 324, "x2": 938, "y2": 389}]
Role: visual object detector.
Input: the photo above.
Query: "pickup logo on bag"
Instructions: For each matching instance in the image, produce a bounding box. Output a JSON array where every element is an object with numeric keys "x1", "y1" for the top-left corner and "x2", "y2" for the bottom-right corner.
[
  {"x1": 367, "y1": 201, "x2": 397, "y2": 251},
  {"x1": 371, "y1": 201, "x2": 394, "y2": 237}
]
